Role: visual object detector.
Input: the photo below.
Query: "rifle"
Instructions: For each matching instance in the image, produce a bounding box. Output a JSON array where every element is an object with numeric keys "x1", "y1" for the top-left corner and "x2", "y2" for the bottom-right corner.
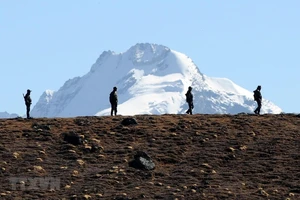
[{"x1": 23, "y1": 93, "x2": 27, "y2": 104}]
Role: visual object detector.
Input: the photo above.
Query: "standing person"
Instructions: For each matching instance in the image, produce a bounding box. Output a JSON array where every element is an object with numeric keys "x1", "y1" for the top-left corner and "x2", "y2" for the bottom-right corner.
[
  {"x1": 109, "y1": 86, "x2": 118, "y2": 116},
  {"x1": 253, "y1": 85, "x2": 262, "y2": 115},
  {"x1": 23, "y1": 89, "x2": 32, "y2": 119},
  {"x1": 185, "y1": 86, "x2": 194, "y2": 115}
]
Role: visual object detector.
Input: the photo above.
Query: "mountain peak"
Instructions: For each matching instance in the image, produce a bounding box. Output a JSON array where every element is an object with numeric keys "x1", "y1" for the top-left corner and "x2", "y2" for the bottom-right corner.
[
  {"x1": 127, "y1": 43, "x2": 169, "y2": 52},
  {"x1": 31, "y1": 43, "x2": 282, "y2": 117},
  {"x1": 126, "y1": 43, "x2": 170, "y2": 65}
]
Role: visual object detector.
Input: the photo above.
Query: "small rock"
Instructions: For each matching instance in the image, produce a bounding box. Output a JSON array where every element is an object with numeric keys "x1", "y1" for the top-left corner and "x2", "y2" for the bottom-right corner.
[
  {"x1": 155, "y1": 182, "x2": 163, "y2": 186},
  {"x1": 259, "y1": 187, "x2": 269, "y2": 197},
  {"x1": 83, "y1": 194, "x2": 92, "y2": 199},
  {"x1": 201, "y1": 163, "x2": 212, "y2": 169},
  {"x1": 77, "y1": 159, "x2": 85, "y2": 166},
  {"x1": 39, "y1": 150, "x2": 46, "y2": 154},
  {"x1": 289, "y1": 193, "x2": 295, "y2": 197},
  {"x1": 84, "y1": 145, "x2": 92, "y2": 151},
  {"x1": 13, "y1": 152, "x2": 19, "y2": 159},
  {"x1": 239, "y1": 145, "x2": 247, "y2": 151},
  {"x1": 72, "y1": 170, "x2": 79, "y2": 177},
  {"x1": 79, "y1": 134, "x2": 85, "y2": 139},
  {"x1": 33, "y1": 165, "x2": 46, "y2": 173},
  {"x1": 227, "y1": 147, "x2": 235, "y2": 152},
  {"x1": 91, "y1": 138, "x2": 101, "y2": 143},
  {"x1": 272, "y1": 189, "x2": 278, "y2": 193},
  {"x1": 191, "y1": 189, "x2": 197, "y2": 193},
  {"x1": 65, "y1": 185, "x2": 71, "y2": 189},
  {"x1": 36, "y1": 158, "x2": 43, "y2": 162}
]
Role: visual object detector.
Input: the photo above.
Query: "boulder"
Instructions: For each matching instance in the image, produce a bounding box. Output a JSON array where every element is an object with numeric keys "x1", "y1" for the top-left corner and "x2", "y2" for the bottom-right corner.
[
  {"x1": 129, "y1": 151, "x2": 155, "y2": 170},
  {"x1": 121, "y1": 118, "x2": 138, "y2": 126},
  {"x1": 63, "y1": 132, "x2": 83, "y2": 145}
]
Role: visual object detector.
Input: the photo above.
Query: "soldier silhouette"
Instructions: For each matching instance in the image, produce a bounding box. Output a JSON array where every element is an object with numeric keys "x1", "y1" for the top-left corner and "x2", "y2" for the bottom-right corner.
[
  {"x1": 109, "y1": 87, "x2": 118, "y2": 116},
  {"x1": 253, "y1": 85, "x2": 262, "y2": 115},
  {"x1": 23, "y1": 89, "x2": 32, "y2": 119},
  {"x1": 185, "y1": 86, "x2": 194, "y2": 115}
]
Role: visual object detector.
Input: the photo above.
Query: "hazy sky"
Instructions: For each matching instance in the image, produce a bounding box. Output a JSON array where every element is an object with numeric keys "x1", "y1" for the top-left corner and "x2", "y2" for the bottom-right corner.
[{"x1": 1, "y1": 0, "x2": 299, "y2": 115}]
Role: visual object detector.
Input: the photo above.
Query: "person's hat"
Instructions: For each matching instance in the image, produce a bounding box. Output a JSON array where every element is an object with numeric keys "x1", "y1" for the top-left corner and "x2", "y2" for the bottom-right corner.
[
  {"x1": 113, "y1": 86, "x2": 117, "y2": 90},
  {"x1": 27, "y1": 89, "x2": 31, "y2": 92},
  {"x1": 188, "y1": 86, "x2": 192, "y2": 89}
]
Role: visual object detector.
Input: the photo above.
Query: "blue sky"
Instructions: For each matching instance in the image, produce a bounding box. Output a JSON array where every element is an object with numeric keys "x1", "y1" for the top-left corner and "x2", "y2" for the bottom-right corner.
[{"x1": 1, "y1": 0, "x2": 299, "y2": 115}]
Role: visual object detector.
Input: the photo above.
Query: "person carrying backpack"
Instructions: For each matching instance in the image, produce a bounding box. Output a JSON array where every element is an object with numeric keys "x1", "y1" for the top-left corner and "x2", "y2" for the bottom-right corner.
[
  {"x1": 185, "y1": 86, "x2": 194, "y2": 115},
  {"x1": 253, "y1": 85, "x2": 262, "y2": 115},
  {"x1": 23, "y1": 89, "x2": 32, "y2": 119},
  {"x1": 109, "y1": 86, "x2": 118, "y2": 116}
]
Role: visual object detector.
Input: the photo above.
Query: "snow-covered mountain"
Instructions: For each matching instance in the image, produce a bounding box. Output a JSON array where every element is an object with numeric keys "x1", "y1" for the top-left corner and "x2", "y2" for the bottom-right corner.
[
  {"x1": 0, "y1": 112, "x2": 18, "y2": 118},
  {"x1": 31, "y1": 43, "x2": 282, "y2": 117}
]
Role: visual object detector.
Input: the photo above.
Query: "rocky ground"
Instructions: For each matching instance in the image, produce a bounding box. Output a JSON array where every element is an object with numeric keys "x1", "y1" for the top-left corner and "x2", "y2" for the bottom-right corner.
[{"x1": 0, "y1": 114, "x2": 300, "y2": 200}]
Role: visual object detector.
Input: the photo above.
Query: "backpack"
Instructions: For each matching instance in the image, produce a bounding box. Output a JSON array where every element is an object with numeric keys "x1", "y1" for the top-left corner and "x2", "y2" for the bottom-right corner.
[
  {"x1": 253, "y1": 90, "x2": 259, "y2": 101},
  {"x1": 185, "y1": 92, "x2": 192, "y2": 103}
]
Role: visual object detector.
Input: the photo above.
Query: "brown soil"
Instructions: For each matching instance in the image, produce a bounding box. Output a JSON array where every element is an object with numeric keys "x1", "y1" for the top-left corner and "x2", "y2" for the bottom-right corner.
[{"x1": 0, "y1": 114, "x2": 300, "y2": 200}]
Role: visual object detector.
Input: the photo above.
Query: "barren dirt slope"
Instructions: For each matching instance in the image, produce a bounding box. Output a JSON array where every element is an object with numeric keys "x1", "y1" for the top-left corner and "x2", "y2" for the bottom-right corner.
[{"x1": 0, "y1": 114, "x2": 300, "y2": 200}]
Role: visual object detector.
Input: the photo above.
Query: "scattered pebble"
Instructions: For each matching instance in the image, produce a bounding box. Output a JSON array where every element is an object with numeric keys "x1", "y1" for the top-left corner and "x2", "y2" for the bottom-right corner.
[
  {"x1": 65, "y1": 185, "x2": 71, "y2": 189},
  {"x1": 72, "y1": 170, "x2": 79, "y2": 176},
  {"x1": 36, "y1": 158, "x2": 43, "y2": 162},
  {"x1": 33, "y1": 165, "x2": 46, "y2": 173},
  {"x1": 13, "y1": 152, "x2": 19, "y2": 159},
  {"x1": 77, "y1": 159, "x2": 85, "y2": 166},
  {"x1": 83, "y1": 194, "x2": 92, "y2": 199}
]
